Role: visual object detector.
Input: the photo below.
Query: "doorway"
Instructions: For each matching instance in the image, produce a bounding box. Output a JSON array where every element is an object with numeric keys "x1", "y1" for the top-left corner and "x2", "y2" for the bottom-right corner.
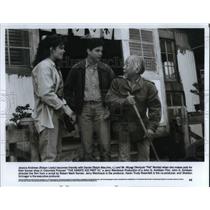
[
  {"x1": 60, "y1": 35, "x2": 124, "y2": 81},
  {"x1": 39, "y1": 29, "x2": 124, "y2": 79}
]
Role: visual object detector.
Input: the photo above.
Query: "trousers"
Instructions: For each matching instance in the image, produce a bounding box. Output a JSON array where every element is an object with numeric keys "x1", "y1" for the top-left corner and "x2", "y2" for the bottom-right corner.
[
  {"x1": 77, "y1": 102, "x2": 111, "y2": 161},
  {"x1": 38, "y1": 111, "x2": 63, "y2": 162},
  {"x1": 118, "y1": 122, "x2": 150, "y2": 161}
]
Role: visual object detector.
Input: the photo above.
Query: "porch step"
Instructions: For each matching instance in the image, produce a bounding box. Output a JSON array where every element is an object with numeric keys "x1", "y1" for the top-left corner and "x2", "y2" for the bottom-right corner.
[
  {"x1": 60, "y1": 137, "x2": 162, "y2": 161},
  {"x1": 111, "y1": 151, "x2": 138, "y2": 159}
]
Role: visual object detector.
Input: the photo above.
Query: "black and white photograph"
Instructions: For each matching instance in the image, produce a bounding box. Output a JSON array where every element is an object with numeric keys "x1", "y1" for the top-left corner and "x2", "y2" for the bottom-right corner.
[
  {"x1": 4, "y1": 27, "x2": 205, "y2": 162},
  {"x1": 0, "y1": 24, "x2": 208, "y2": 186},
  {"x1": 1, "y1": 0, "x2": 210, "y2": 208}
]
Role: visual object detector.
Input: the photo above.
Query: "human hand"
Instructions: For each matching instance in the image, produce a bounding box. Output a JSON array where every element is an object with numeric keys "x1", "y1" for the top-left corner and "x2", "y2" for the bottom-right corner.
[
  {"x1": 63, "y1": 105, "x2": 76, "y2": 124},
  {"x1": 62, "y1": 105, "x2": 73, "y2": 117},
  {"x1": 146, "y1": 129, "x2": 154, "y2": 139},
  {"x1": 103, "y1": 107, "x2": 110, "y2": 120},
  {"x1": 70, "y1": 112, "x2": 76, "y2": 123},
  {"x1": 126, "y1": 94, "x2": 136, "y2": 105}
]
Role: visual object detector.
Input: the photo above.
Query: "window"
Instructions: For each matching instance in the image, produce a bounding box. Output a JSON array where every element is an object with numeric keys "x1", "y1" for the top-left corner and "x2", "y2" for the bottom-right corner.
[
  {"x1": 166, "y1": 92, "x2": 185, "y2": 107},
  {"x1": 167, "y1": 91, "x2": 185, "y2": 119},
  {"x1": 5, "y1": 29, "x2": 32, "y2": 73},
  {"x1": 129, "y1": 29, "x2": 156, "y2": 71},
  {"x1": 160, "y1": 39, "x2": 179, "y2": 81}
]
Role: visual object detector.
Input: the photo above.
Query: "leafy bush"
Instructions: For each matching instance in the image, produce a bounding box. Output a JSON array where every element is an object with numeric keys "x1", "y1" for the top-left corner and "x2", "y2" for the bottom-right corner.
[{"x1": 10, "y1": 104, "x2": 32, "y2": 127}]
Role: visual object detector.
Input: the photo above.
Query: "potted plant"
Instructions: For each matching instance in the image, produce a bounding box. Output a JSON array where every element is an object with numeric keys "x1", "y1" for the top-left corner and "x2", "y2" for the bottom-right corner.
[
  {"x1": 7, "y1": 104, "x2": 33, "y2": 161},
  {"x1": 9, "y1": 104, "x2": 33, "y2": 128}
]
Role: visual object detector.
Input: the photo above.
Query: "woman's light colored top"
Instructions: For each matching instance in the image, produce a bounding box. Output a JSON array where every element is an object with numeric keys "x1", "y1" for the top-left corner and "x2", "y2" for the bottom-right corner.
[{"x1": 32, "y1": 58, "x2": 66, "y2": 133}]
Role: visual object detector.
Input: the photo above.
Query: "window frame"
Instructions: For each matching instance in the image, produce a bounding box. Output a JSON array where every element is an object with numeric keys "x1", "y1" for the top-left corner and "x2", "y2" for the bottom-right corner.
[
  {"x1": 5, "y1": 29, "x2": 35, "y2": 76},
  {"x1": 166, "y1": 91, "x2": 185, "y2": 107},
  {"x1": 160, "y1": 38, "x2": 180, "y2": 82}
]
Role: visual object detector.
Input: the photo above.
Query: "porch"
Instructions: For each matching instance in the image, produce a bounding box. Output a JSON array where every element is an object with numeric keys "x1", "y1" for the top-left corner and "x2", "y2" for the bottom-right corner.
[{"x1": 6, "y1": 106, "x2": 204, "y2": 162}]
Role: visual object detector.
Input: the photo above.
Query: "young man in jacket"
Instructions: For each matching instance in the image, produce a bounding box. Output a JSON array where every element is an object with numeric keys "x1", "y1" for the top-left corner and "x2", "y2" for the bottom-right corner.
[{"x1": 64, "y1": 38, "x2": 115, "y2": 161}]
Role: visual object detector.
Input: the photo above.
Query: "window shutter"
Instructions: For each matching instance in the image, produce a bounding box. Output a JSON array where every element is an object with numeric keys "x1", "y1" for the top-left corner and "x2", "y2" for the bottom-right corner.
[
  {"x1": 9, "y1": 48, "x2": 30, "y2": 66},
  {"x1": 129, "y1": 29, "x2": 140, "y2": 40},
  {"x1": 6, "y1": 29, "x2": 31, "y2": 67},
  {"x1": 129, "y1": 29, "x2": 156, "y2": 71},
  {"x1": 141, "y1": 30, "x2": 153, "y2": 42},
  {"x1": 9, "y1": 29, "x2": 29, "y2": 47},
  {"x1": 129, "y1": 42, "x2": 142, "y2": 56}
]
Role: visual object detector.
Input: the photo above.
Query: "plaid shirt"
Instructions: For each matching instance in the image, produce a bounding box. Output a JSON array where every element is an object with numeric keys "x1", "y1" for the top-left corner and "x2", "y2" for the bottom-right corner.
[{"x1": 84, "y1": 59, "x2": 102, "y2": 102}]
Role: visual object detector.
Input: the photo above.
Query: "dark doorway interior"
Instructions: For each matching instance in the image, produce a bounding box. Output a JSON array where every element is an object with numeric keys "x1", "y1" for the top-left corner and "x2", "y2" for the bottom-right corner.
[
  {"x1": 61, "y1": 36, "x2": 124, "y2": 81},
  {"x1": 38, "y1": 29, "x2": 124, "y2": 80},
  {"x1": 102, "y1": 39, "x2": 124, "y2": 76}
]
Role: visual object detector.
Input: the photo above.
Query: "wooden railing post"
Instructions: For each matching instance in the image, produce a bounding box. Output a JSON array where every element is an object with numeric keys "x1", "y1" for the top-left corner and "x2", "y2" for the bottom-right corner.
[{"x1": 181, "y1": 106, "x2": 191, "y2": 152}]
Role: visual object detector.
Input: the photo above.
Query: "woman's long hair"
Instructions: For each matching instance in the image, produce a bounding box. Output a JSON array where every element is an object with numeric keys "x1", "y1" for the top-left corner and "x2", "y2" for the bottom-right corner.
[{"x1": 33, "y1": 34, "x2": 64, "y2": 67}]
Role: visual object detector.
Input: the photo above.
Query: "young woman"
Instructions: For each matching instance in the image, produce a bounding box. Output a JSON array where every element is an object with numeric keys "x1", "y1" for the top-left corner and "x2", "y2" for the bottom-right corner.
[{"x1": 32, "y1": 34, "x2": 74, "y2": 162}]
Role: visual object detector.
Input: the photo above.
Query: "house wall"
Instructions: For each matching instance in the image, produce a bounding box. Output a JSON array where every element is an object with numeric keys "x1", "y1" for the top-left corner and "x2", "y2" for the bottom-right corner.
[
  {"x1": 176, "y1": 41, "x2": 203, "y2": 139},
  {"x1": 5, "y1": 29, "x2": 168, "y2": 126},
  {"x1": 6, "y1": 74, "x2": 34, "y2": 122},
  {"x1": 121, "y1": 29, "x2": 168, "y2": 130},
  {"x1": 5, "y1": 29, "x2": 39, "y2": 123},
  {"x1": 177, "y1": 49, "x2": 200, "y2": 112},
  {"x1": 6, "y1": 29, "x2": 168, "y2": 134},
  {"x1": 158, "y1": 29, "x2": 203, "y2": 140}
]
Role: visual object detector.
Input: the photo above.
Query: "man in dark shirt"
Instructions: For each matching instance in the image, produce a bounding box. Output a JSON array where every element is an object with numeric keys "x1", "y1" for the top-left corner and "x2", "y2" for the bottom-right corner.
[{"x1": 65, "y1": 39, "x2": 115, "y2": 161}]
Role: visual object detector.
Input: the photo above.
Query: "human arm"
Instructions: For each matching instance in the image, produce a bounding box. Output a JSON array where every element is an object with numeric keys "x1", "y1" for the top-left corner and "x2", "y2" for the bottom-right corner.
[
  {"x1": 105, "y1": 78, "x2": 128, "y2": 108},
  {"x1": 146, "y1": 83, "x2": 162, "y2": 132},
  {"x1": 33, "y1": 64, "x2": 65, "y2": 110},
  {"x1": 64, "y1": 66, "x2": 77, "y2": 112}
]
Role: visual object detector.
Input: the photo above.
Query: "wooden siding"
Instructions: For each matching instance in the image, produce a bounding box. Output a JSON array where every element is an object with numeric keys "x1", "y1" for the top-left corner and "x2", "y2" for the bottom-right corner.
[{"x1": 6, "y1": 74, "x2": 34, "y2": 121}]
